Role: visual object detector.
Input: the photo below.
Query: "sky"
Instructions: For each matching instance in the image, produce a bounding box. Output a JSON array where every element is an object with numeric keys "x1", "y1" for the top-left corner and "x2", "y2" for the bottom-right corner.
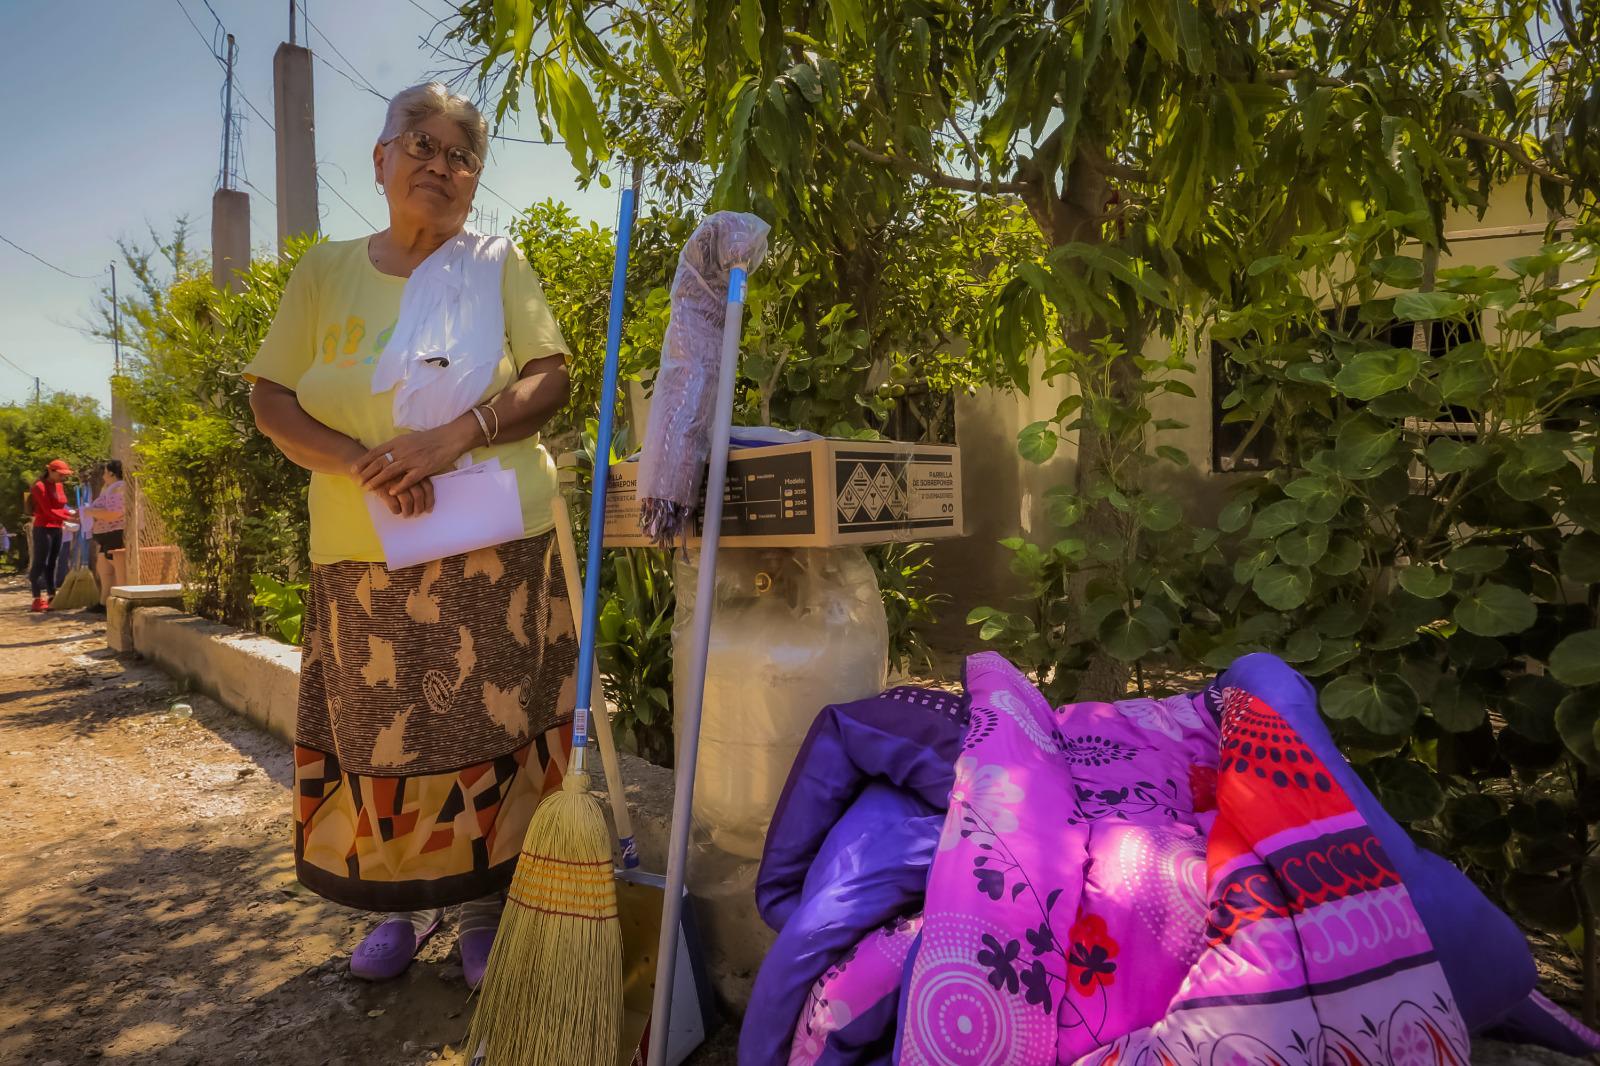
[{"x1": 0, "y1": 0, "x2": 621, "y2": 408}]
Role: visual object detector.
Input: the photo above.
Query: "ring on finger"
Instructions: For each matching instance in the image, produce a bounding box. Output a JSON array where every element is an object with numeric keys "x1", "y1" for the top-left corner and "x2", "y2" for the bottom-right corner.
[{"x1": 384, "y1": 451, "x2": 395, "y2": 464}]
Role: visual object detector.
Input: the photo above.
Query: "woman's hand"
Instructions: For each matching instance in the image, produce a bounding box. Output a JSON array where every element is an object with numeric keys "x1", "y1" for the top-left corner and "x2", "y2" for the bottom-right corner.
[
  {"x1": 380, "y1": 478, "x2": 435, "y2": 517},
  {"x1": 353, "y1": 421, "x2": 474, "y2": 500}
]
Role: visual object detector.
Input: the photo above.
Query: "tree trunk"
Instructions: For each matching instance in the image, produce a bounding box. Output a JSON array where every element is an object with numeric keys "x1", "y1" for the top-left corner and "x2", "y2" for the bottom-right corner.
[{"x1": 1019, "y1": 145, "x2": 1141, "y2": 700}]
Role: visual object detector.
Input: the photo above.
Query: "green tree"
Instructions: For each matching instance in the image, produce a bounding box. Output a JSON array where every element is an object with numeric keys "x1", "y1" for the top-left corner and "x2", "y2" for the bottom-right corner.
[
  {"x1": 451, "y1": 0, "x2": 1567, "y2": 696},
  {"x1": 107, "y1": 231, "x2": 312, "y2": 628},
  {"x1": 0, "y1": 392, "x2": 110, "y2": 536}
]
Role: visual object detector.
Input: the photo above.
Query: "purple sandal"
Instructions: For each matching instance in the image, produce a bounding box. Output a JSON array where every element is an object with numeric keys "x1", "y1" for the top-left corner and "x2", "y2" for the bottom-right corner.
[
  {"x1": 350, "y1": 914, "x2": 440, "y2": 981},
  {"x1": 460, "y1": 926, "x2": 497, "y2": 990}
]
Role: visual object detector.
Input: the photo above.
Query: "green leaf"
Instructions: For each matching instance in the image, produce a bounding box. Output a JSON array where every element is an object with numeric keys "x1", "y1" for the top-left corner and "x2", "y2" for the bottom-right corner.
[
  {"x1": 1283, "y1": 628, "x2": 1323, "y2": 663},
  {"x1": 738, "y1": 0, "x2": 763, "y2": 62},
  {"x1": 1018, "y1": 421, "x2": 1058, "y2": 463},
  {"x1": 1557, "y1": 693, "x2": 1600, "y2": 766},
  {"x1": 1217, "y1": 495, "x2": 1254, "y2": 533},
  {"x1": 1155, "y1": 444, "x2": 1189, "y2": 467},
  {"x1": 1393, "y1": 291, "x2": 1468, "y2": 321},
  {"x1": 1425, "y1": 437, "x2": 1487, "y2": 474},
  {"x1": 1453, "y1": 582, "x2": 1537, "y2": 637},
  {"x1": 1371, "y1": 256, "x2": 1424, "y2": 288},
  {"x1": 1443, "y1": 793, "x2": 1509, "y2": 848},
  {"x1": 1301, "y1": 85, "x2": 1332, "y2": 157},
  {"x1": 1444, "y1": 545, "x2": 1508, "y2": 575},
  {"x1": 1560, "y1": 535, "x2": 1600, "y2": 584},
  {"x1": 1282, "y1": 476, "x2": 1343, "y2": 523},
  {"x1": 1334, "y1": 416, "x2": 1400, "y2": 478},
  {"x1": 1315, "y1": 601, "x2": 1363, "y2": 638},
  {"x1": 645, "y1": 21, "x2": 686, "y2": 99},
  {"x1": 1430, "y1": 680, "x2": 1486, "y2": 732},
  {"x1": 1397, "y1": 566, "x2": 1451, "y2": 600},
  {"x1": 1044, "y1": 488, "x2": 1086, "y2": 529},
  {"x1": 1322, "y1": 673, "x2": 1420, "y2": 734},
  {"x1": 1369, "y1": 757, "x2": 1444, "y2": 822},
  {"x1": 1135, "y1": 494, "x2": 1182, "y2": 533},
  {"x1": 1502, "y1": 872, "x2": 1579, "y2": 935},
  {"x1": 1316, "y1": 537, "x2": 1363, "y2": 576},
  {"x1": 1551, "y1": 631, "x2": 1600, "y2": 687},
  {"x1": 1563, "y1": 483, "x2": 1600, "y2": 532},
  {"x1": 1249, "y1": 499, "x2": 1305, "y2": 540},
  {"x1": 1100, "y1": 604, "x2": 1172, "y2": 662},
  {"x1": 1333, "y1": 347, "x2": 1422, "y2": 400},
  {"x1": 1277, "y1": 525, "x2": 1331, "y2": 567},
  {"x1": 1438, "y1": 355, "x2": 1493, "y2": 405},
  {"x1": 1253, "y1": 564, "x2": 1312, "y2": 610}
]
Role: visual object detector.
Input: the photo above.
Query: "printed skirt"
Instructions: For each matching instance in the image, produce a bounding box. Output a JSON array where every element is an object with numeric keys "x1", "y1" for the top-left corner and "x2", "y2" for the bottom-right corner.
[{"x1": 293, "y1": 532, "x2": 578, "y2": 911}]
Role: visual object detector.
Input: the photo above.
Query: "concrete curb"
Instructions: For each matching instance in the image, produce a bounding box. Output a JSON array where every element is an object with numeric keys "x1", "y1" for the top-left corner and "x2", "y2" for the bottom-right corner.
[{"x1": 110, "y1": 600, "x2": 771, "y2": 1013}]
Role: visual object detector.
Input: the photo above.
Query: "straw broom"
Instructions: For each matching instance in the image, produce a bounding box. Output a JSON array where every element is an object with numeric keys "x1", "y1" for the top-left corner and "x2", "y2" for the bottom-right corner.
[{"x1": 464, "y1": 186, "x2": 637, "y2": 1066}]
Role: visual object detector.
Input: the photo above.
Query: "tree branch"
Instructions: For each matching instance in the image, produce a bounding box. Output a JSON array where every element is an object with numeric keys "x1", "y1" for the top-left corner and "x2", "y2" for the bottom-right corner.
[
  {"x1": 1084, "y1": 156, "x2": 1149, "y2": 183},
  {"x1": 846, "y1": 140, "x2": 1031, "y2": 195},
  {"x1": 1263, "y1": 69, "x2": 1348, "y2": 87},
  {"x1": 1451, "y1": 126, "x2": 1574, "y2": 186}
]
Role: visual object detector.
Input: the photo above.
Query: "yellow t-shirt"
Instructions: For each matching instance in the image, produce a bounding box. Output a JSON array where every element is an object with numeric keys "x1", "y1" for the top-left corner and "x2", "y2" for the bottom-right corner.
[{"x1": 243, "y1": 237, "x2": 568, "y2": 565}]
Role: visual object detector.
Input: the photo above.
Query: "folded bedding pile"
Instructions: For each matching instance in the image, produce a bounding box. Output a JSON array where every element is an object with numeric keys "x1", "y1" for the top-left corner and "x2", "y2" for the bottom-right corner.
[{"x1": 743, "y1": 652, "x2": 1600, "y2": 1065}]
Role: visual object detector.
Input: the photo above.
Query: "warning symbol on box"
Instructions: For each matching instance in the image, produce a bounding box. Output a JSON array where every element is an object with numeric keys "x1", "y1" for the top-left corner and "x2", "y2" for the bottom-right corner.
[{"x1": 836, "y1": 463, "x2": 871, "y2": 519}]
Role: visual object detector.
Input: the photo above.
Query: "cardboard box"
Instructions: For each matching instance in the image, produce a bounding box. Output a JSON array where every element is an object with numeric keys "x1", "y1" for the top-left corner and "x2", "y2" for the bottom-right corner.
[{"x1": 602, "y1": 439, "x2": 963, "y2": 548}]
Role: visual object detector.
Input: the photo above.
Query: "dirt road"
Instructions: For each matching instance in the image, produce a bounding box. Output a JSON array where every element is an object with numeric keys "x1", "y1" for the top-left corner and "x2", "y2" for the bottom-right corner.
[{"x1": 0, "y1": 578, "x2": 737, "y2": 1065}]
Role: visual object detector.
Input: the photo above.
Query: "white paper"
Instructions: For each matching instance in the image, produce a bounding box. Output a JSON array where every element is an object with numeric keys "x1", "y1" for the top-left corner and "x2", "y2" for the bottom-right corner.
[{"x1": 365, "y1": 462, "x2": 523, "y2": 570}]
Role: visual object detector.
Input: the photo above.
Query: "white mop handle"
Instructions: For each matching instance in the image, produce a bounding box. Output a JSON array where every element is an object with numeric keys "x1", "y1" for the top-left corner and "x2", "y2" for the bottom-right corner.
[
  {"x1": 551, "y1": 493, "x2": 641, "y2": 868},
  {"x1": 647, "y1": 267, "x2": 748, "y2": 1066}
]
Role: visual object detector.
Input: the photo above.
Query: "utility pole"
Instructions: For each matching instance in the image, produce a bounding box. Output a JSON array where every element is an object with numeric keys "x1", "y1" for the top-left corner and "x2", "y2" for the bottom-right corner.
[
  {"x1": 213, "y1": 33, "x2": 250, "y2": 292},
  {"x1": 34, "y1": 378, "x2": 40, "y2": 404},
  {"x1": 274, "y1": 9, "x2": 319, "y2": 255}
]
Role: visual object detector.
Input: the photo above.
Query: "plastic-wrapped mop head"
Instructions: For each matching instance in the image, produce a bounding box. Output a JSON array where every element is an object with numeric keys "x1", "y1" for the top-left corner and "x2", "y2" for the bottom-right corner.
[{"x1": 637, "y1": 211, "x2": 771, "y2": 545}]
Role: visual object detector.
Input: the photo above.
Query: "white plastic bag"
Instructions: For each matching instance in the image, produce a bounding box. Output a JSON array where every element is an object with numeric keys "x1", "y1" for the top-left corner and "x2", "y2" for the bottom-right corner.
[{"x1": 672, "y1": 546, "x2": 889, "y2": 859}]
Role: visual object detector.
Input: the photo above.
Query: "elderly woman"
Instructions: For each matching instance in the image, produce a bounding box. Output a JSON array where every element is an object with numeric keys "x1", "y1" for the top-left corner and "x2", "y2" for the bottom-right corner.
[{"x1": 246, "y1": 83, "x2": 578, "y2": 987}]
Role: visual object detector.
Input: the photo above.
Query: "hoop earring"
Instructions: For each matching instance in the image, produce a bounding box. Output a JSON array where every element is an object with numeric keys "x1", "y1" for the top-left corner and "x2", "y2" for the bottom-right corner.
[{"x1": 374, "y1": 181, "x2": 384, "y2": 195}]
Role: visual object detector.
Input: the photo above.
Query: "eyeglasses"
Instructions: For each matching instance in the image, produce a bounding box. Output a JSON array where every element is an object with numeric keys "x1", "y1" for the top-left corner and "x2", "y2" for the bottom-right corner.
[{"x1": 383, "y1": 129, "x2": 483, "y2": 178}]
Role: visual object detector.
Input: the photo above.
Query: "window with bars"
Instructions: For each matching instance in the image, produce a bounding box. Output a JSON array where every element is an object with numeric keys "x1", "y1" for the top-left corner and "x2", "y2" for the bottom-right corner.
[{"x1": 1210, "y1": 309, "x2": 1484, "y2": 473}]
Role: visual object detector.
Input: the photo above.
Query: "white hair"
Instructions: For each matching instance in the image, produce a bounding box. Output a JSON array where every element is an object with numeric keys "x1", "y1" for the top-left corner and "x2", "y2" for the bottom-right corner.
[{"x1": 379, "y1": 82, "x2": 488, "y2": 159}]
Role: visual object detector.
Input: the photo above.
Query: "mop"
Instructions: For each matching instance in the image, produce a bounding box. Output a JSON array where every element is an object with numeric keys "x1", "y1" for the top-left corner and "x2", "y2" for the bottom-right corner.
[
  {"x1": 645, "y1": 222, "x2": 768, "y2": 1066},
  {"x1": 465, "y1": 186, "x2": 636, "y2": 1066},
  {"x1": 53, "y1": 485, "x2": 100, "y2": 609}
]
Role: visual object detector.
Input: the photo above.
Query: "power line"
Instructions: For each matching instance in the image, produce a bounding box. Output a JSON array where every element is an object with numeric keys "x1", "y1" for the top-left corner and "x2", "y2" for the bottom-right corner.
[
  {"x1": 491, "y1": 133, "x2": 569, "y2": 146},
  {"x1": 318, "y1": 173, "x2": 379, "y2": 230},
  {"x1": 312, "y1": 51, "x2": 388, "y2": 102},
  {"x1": 172, "y1": 0, "x2": 275, "y2": 133},
  {"x1": 477, "y1": 180, "x2": 529, "y2": 218},
  {"x1": 240, "y1": 177, "x2": 277, "y2": 209},
  {"x1": 0, "y1": 351, "x2": 35, "y2": 379},
  {"x1": 302, "y1": 10, "x2": 387, "y2": 99},
  {"x1": 0, "y1": 234, "x2": 105, "y2": 280}
]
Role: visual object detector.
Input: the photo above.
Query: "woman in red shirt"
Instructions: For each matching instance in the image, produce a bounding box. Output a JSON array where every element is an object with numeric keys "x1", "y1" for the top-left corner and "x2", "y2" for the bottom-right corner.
[{"x1": 28, "y1": 459, "x2": 76, "y2": 612}]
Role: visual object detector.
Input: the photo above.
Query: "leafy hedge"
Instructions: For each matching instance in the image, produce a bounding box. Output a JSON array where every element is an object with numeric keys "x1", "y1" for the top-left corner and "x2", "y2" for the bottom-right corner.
[
  {"x1": 975, "y1": 222, "x2": 1600, "y2": 948},
  {"x1": 116, "y1": 239, "x2": 312, "y2": 629}
]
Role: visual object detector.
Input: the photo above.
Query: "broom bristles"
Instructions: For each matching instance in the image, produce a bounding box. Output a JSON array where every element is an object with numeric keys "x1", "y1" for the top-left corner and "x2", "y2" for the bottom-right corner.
[
  {"x1": 467, "y1": 770, "x2": 622, "y2": 1066},
  {"x1": 52, "y1": 569, "x2": 99, "y2": 610}
]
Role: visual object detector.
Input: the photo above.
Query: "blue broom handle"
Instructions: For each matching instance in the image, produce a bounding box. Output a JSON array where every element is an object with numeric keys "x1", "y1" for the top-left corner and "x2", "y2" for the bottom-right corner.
[{"x1": 573, "y1": 185, "x2": 636, "y2": 775}]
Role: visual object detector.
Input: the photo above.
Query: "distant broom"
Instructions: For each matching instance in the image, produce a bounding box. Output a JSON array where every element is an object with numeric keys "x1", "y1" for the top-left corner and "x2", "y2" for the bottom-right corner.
[{"x1": 464, "y1": 185, "x2": 637, "y2": 1066}]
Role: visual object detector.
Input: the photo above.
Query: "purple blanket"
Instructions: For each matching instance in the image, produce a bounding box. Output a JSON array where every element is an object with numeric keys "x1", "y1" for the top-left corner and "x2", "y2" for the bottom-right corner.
[{"x1": 748, "y1": 654, "x2": 1600, "y2": 1065}]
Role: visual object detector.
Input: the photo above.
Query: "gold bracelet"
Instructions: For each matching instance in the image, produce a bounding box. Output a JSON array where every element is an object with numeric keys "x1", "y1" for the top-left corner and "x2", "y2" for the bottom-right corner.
[
  {"x1": 485, "y1": 404, "x2": 501, "y2": 443},
  {"x1": 470, "y1": 406, "x2": 493, "y2": 447}
]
